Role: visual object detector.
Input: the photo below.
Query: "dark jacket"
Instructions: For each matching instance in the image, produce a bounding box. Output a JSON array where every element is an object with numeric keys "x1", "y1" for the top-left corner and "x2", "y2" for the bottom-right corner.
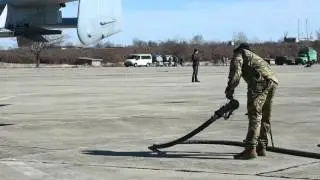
[{"x1": 192, "y1": 53, "x2": 200, "y2": 66}]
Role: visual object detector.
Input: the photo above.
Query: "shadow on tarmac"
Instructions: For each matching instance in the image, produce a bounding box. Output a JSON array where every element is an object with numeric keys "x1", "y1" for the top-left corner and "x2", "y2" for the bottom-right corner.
[
  {"x1": 0, "y1": 104, "x2": 13, "y2": 127},
  {"x1": 82, "y1": 150, "x2": 236, "y2": 160},
  {"x1": 0, "y1": 124, "x2": 13, "y2": 127},
  {"x1": 0, "y1": 104, "x2": 11, "y2": 108}
]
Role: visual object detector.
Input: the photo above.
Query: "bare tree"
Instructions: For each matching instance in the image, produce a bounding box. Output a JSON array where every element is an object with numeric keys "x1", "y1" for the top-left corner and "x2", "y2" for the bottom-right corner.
[
  {"x1": 147, "y1": 40, "x2": 158, "y2": 47},
  {"x1": 315, "y1": 29, "x2": 320, "y2": 40},
  {"x1": 158, "y1": 40, "x2": 188, "y2": 57},
  {"x1": 232, "y1": 32, "x2": 248, "y2": 44},
  {"x1": 104, "y1": 41, "x2": 115, "y2": 47},
  {"x1": 132, "y1": 38, "x2": 147, "y2": 47},
  {"x1": 250, "y1": 36, "x2": 261, "y2": 44},
  {"x1": 191, "y1": 35, "x2": 204, "y2": 44},
  {"x1": 64, "y1": 42, "x2": 75, "y2": 48},
  {"x1": 94, "y1": 42, "x2": 104, "y2": 48},
  {"x1": 30, "y1": 35, "x2": 65, "y2": 68}
]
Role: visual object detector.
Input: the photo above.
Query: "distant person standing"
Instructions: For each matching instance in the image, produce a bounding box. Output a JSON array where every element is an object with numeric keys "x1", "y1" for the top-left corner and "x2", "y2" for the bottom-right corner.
[
  {"x1": 163, "y1": 55, "x2": 167, "y2": 66},
  {"x1": 173, "y1": 56, "x2": 177, "y2": 67},
  {"x1": 192, "y1": 48, "x2": 200, "y2": 83},
  {"x1": 169, "y1": 56, "x2": 173, "y2": 66},
  {"x1": 179, "y1": 57, "x2": 184, "y2": 66}
]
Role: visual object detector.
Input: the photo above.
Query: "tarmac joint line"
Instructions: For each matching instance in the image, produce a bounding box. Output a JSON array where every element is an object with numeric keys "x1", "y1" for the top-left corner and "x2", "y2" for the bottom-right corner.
[
  {"x1": 2, "y1": 159, "x2": 319, "y2": 180},
  {"x1": 256, "y1": 161, "x2": 320, "y2": 180}
]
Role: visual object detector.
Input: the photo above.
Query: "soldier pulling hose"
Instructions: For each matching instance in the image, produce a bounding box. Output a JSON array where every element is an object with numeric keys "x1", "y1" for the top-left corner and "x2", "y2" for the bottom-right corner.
[{"x1": 148, "y1": 43, "x2": 320, "y2": 160}]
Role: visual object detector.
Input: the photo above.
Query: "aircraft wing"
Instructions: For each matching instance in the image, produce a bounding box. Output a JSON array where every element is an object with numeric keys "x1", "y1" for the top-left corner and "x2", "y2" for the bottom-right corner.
[{"x1": 77, "y1": 0, "x2": 122, "y2": 45}]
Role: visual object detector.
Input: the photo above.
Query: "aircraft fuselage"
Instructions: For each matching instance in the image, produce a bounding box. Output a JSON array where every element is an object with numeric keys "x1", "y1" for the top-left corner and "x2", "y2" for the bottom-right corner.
[
  {"x1": 0, "y1": 0, "x2": 77, "y2": 6},
  {"x1": 0, "y1": 0, "x2": 122, "y2": 46}
]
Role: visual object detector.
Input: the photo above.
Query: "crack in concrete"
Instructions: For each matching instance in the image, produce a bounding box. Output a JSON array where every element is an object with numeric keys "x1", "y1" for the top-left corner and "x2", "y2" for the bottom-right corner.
[
  {"x1": 259, "y1": 174, "x2": 319, "y2": 180},
  {"x1": 1, "y1": 144, "x2": 320, "y2": 180},
  {"x1": 2, "y1": 159, "x2": 319, "y2": 179},
  {"x1": 257, "y1": 161, "x2": 320, "y2": 180},
  {"x1": 1, "y1": 142, "x2": 319, "y2": 180},
  {"x1": 0, "y1": 145, "x2": 67, "y2": 151}
]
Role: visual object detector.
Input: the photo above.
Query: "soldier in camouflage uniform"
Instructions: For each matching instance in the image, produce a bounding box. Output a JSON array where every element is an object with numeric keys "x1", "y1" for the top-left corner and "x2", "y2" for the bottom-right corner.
[{"x1": 225, "y1": 43, "x2": 279, "y2": 160}]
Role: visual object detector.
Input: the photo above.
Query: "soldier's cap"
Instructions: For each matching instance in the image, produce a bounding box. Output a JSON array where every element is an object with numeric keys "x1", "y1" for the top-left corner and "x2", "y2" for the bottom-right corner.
[{"x1": 235, "y1": 43, "x2": 251, "y2": 51}]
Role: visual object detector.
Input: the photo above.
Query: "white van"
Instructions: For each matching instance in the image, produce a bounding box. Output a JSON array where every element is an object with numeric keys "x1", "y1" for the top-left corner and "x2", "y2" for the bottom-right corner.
[{"x1": 124, "y1": 54, "x2": 153, "y2": 67}]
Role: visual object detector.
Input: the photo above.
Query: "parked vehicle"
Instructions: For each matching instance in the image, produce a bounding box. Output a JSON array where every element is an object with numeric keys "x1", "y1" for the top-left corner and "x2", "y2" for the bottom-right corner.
[
  {"x1": 152, "y1": 54, "x2": 164, "y2": 66},
  {"x1": 124, "y1": 54, "x2": 153, "y2": 67},
  {"x1": 275, "y1": 46, "x2": 318, "y2": 66},
  {"x1": 275, "y1": 56, "x2": 296, "y2": 65},
  {"x1": 163, "y1": 55, "x2": 178, "y2": 67},
  {"x1": 295, "y1": 47, "x2": 317, "y2": 65}
]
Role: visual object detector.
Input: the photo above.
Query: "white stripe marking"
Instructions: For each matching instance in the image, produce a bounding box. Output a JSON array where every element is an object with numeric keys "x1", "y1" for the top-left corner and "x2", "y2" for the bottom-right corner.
[
  {"x1": 0, "y1": 89, "x2": 82, "y2": 101},
  {"x1": 0, "y1": 93, "x2": 39, "y2": 101},
  {"x1": 0, "y1": 95, "x2": 17, "y2": 101},
  {"x1": 2, "y1": 161, "x2": 47, "y2": 178}
]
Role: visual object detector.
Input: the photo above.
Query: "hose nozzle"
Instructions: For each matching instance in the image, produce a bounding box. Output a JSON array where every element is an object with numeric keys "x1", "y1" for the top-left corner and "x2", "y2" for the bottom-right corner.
[{"x1": 214, "y1": 99, "x2": 239, "y2": 120}]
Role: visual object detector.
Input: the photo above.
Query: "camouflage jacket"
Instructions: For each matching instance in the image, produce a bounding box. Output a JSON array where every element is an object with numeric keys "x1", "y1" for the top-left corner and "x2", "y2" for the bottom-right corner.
[{"x1": 226, "y1": 49, "x2": 279, "y2": 92}]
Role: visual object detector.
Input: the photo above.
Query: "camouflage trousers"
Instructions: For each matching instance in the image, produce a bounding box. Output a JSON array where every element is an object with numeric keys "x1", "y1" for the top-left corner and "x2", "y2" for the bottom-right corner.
[{"x1": 244, "y1": 79, "x2": 277, "y2": 147}]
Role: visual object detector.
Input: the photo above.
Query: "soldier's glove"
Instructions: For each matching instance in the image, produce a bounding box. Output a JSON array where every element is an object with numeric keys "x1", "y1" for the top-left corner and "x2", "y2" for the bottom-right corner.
[{"x1": 225, "y1": 87, "x2": 234, "y2": 100}]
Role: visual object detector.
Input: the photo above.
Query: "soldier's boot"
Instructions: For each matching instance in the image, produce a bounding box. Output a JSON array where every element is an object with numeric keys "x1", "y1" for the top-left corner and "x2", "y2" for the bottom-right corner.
[
  {"x1": 256, "y1": 142, "x2": 267, "y2": 156},
  {"x1": 233, "y1": 147, "x2": 257, "y2": 160}
]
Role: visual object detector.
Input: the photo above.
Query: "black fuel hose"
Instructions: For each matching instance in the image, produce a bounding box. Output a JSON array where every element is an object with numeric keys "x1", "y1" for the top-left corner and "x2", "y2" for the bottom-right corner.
[
  {"x1": 148, "y1": 99, "x2": 240, "y2": 151},
  {"x1": 148, "y1": 99, "x2": 320, "y2": 160},
  {"x1": 148, "y1": 115, "x2": 219, "y2": 151},
  {"x1": 181, "y1": 140, "x2": 320, "y2": 160}
]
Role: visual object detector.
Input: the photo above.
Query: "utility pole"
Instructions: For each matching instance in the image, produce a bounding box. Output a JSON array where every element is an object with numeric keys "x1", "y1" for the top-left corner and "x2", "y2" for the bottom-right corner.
[
  {"x1": 306, "y1": 18, "x2": 309, "y2": 41},
  {"x1": 297, "y1": 19, "x2": 300, "y2": 41}
]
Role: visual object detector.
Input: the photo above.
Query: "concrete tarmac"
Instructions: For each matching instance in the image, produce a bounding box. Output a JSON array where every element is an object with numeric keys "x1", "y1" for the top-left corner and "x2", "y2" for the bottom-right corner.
[{"x1": 0, "y1": 65, "x2": 319, "y2": 180}]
